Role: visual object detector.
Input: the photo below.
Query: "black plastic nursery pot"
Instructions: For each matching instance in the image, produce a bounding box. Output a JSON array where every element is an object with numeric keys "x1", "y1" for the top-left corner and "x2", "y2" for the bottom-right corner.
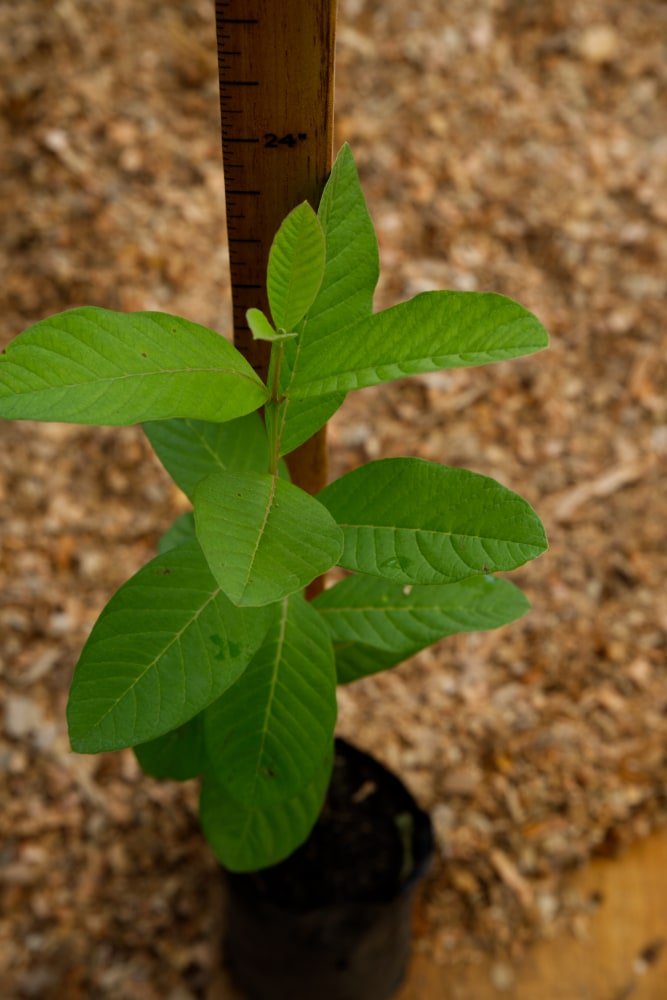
[{"x1": 223, "y1": 738, "x2": 434, "y2": 1000}]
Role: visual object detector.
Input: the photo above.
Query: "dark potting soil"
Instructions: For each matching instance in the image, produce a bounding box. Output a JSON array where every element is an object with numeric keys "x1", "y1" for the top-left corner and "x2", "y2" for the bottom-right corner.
[{"x1": 234, "y1": 739, "x2": 431, "y2": 912}]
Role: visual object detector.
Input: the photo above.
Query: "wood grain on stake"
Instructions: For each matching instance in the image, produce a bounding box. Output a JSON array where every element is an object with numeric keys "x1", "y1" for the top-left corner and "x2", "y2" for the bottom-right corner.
[{"x1": 215, "y1": 0, "x2": 336, "y2": 500}]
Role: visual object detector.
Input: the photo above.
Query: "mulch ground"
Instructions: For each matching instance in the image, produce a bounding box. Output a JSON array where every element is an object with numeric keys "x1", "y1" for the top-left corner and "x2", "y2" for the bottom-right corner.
[{"x1": 1, "y1": 1, "x2": 665, "y2": 996}]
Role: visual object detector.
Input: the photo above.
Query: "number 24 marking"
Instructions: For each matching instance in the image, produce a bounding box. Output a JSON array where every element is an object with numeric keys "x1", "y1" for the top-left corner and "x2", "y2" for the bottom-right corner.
[{"x1": 264, "y1": 132, "x2": 308, "y2": 149}]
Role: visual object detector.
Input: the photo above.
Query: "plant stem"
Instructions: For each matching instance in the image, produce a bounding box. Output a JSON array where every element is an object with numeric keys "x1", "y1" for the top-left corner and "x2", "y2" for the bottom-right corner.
[
  {"x1": 270, "y1": 341, "x2": 285, "y2": 404},
  {"x1": 267, "y1": 341, "x2": 285, "y2": 476}
]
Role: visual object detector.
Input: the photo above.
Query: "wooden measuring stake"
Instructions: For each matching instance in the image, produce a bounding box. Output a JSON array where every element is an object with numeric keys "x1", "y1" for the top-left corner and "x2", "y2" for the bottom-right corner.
[{"x1": 214, "y1": 0, "x2": 336, "y2": 501}]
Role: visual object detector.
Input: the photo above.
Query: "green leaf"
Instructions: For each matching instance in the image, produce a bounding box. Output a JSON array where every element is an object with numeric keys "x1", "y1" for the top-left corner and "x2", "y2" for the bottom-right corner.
[
  {"x1": 313, "y1": 574, "x2": 530, "y2": 683},
  {"x1": 302, "y1": 143, "x2": 379, "y2": 343},
  {"x1": 203, "y1": 594, "x2": 336, "y2": 808},
  {"x1": 134, "y1": 714, "x2": 205, "y2": 781},
  {"x1": 0, "y1": 307, "x2": 268, "y2": 425},
  {"x1": 193, "y1": 471, "x2": 343, "y2": 607},
  {"x1": 288, "y1": 291, "x2": 549, "y2": 398},
  {"x1": 200, "y1": 743, "x2": 333, "y2": 872},
  {"x1": 277, "y1": 145, "x2": 379, "y2": 454},
  {"x1": 267, "y1": 202, "x2": 325, "y2": 332},
  {"x1": 157, "y1": 512, "x2": 196, "y2": 554},
  {"x1": 246, "y1": 307, "x2": 276, "y2": 341},
  {"x1": 246, "y1": 308, "x2": 296, "y2": 343},
  {"x1": 67, "y1": 543, "x2": 273, "y2": 753},
  {"x1": 327, "y1": 644, "x2": 400, "y2": 686},
  {"x1": 318, "y1": 458, "x2": 547, "y2": 584},
  {"x1": 145, "y1": 412, "x2": 270, "y2": 500},
  {"x1": 276, "y1": 393, "x2": 345, "y2": 459}
]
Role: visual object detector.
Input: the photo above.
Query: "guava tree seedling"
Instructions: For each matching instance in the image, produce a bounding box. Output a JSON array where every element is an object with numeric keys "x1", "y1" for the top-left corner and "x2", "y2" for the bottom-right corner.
[{"x1": 0, "y1": 146, "x2": 548, "y2": 872}]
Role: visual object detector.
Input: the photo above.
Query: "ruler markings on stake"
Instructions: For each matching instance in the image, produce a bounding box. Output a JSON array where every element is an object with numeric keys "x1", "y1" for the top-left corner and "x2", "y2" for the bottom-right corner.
[{"x1": 215, "y1": 0, "x2": 335, "y2": 392}]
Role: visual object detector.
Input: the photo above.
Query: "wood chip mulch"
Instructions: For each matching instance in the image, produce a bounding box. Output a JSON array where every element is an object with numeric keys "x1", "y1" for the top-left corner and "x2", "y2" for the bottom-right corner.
[{"x1": 1, "y1": 1, "x2": 665, "y2": 996}]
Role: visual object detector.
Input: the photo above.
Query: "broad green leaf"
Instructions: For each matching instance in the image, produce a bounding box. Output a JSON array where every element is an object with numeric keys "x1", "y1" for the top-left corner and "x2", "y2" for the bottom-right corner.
[
  {"x1": 0, "y1": 307, "x2": 268, "y2": 425},
  {"x1": 288, "y1": 291, "x2": 549, "y2": 398},
  {"x1": 134, "y1": 714, "x2": 205, "y2": 781},
  {"x1": 193, "y1": 471, "x2": 343, "y2": 607},
  {"x1": 318, "y1": 458, "x2": 547, "y2": 585},
  {"x1": 200, "y1": 743, "x2": 333, "y2": 872},
  {"x1": 157, "y1": 511, "x2": 196, "y2": 554},
  {"x1": 276, "y1": 393, "x2": 345, "y2": 459},
  {"x1": 267, "y1": 203, "x2": 325, "y2": 332},
  {"x1": 277, "y1": 145, "x2": 378, "y2": 454},
  {"x1": 313, "y1": 574, "x2": 530, "y2": 683},
  {"x1": 67, "y1": 543, "x2": 273, "y2": 753},
  {"x1": 144, "y1": 412, "x2": 269, "y2": 500},
  {"x1": 203, "y1": 594, "x2": 336, "y2": 808},
  {"x1": 302, "y1": 143, "x2": 379, "y2": 343},
  {"x1": 246, "y1": 308, "x2": 296, "y2": 343}
]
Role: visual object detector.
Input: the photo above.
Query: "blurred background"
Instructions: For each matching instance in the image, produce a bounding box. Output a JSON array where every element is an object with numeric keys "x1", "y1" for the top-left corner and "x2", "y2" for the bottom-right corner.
[{"x1": 1, "y1": 1, "x2": 665, "y2": 996}]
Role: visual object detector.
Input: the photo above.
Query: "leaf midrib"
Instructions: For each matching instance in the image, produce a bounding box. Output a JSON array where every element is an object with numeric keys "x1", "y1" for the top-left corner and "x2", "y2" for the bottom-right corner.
[
  {"x1": 238, "y1": 475, "x2": 279, "y2": 600},
  {"x1": 293, "y1": 344, "x2": 542, "y2": 387},
  {"x1": 188, "y1": 421, "x2": 229, "y2": 474},
  {"x1": 250, "y1": 597, "x2": 289, "y2": 804},
  {"x1": 317, "y1": 599, "x2": 493, "y2": 615},
  {"x1": 335, "y1": 522, "x2": 543, "y2": 547},
  {"x1": 1, "y1": 363, "x2": 264, "y2": 393}
]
